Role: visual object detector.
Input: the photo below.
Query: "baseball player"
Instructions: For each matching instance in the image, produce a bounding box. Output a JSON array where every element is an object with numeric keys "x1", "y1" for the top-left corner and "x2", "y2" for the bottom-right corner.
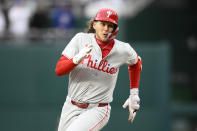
[{"x1": 55, "y1": 8, "x2": 142, "y2": 131}]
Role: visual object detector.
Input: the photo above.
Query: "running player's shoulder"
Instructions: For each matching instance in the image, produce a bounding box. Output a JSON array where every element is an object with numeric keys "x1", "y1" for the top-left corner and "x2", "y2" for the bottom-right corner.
[
  {"x1": 71, "y1": 32, "x2": 92, "y2": 43},
  {"x1": 74, "y1": 32, "x2": 93, "y2": 38},
  {"x1": 114, "y1": 39, "x2": 131, "y2": 47},
  {"x1": 72, "y1": 32, "x2": 94, "y2": 47},
  {"x1": 73, "y1": 32, "x2": 85, "y2": 38},
  {"x1": 114, "y1": 39, "x2": 135, "y2": 52}
]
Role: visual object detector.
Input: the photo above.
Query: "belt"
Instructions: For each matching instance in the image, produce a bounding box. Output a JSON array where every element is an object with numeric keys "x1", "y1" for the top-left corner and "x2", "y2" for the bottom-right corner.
[{"x1": 71, "y1": 100, "x2": 108, "y2": 109}]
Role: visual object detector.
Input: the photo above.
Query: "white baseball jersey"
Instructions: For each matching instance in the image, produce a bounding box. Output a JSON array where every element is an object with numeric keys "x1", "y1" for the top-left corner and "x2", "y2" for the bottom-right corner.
[{"x1": 62, "y1": 32, "x2": 137, "y2": 103}]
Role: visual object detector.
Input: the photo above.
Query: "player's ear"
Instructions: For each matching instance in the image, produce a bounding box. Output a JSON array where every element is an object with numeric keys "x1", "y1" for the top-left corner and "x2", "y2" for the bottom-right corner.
[{"x1": 93, "y1": 21, "x2": 97, "y2": 30}]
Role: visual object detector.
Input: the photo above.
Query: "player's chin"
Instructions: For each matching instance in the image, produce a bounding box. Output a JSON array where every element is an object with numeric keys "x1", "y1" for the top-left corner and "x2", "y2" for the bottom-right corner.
[{"x1": 101, "y1": 36, "x2": 108, "y2": 41}]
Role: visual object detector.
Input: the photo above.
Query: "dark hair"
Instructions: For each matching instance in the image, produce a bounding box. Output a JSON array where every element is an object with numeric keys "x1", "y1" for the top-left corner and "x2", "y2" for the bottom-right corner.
[
  {"x1": 84, "y1": 19, "x2": 118, "y2": 33},
  {"x1": 84, "y1": 19, "x2": 95, "y2": 33}
]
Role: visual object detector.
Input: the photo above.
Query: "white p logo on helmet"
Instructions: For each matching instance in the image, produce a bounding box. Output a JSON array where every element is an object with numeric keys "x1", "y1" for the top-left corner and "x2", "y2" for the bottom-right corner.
[
  {"x1": 94, "y1": 8, "x2": 118, "y2": 25},
  {"x1": 107, "y1": 11, "x2": 112, "y2": 18}
]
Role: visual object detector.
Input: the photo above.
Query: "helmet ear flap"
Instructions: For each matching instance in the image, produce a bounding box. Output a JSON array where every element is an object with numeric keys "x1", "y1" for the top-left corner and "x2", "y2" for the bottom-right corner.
[
  {"x1": 113, "y1": 26, "x2": 119, "y2": 36},
  {"x1": 108, "y1": 26, "x2": 119, "y2": 40},
  {"x1": 113, "y1": 24, "x2": 118, "y2": 33}
]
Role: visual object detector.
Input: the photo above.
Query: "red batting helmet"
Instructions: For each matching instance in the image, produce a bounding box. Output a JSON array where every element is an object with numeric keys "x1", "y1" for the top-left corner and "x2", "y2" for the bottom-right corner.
[{"x1": 94, "y1": 8, "x2": 118, "y2": 25}]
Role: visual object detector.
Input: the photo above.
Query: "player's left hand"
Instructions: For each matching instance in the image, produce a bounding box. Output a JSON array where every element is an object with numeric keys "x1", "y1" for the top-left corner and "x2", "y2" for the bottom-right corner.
[{"x1": 122, "y1": 88, "x2": 140, "y2": 123}]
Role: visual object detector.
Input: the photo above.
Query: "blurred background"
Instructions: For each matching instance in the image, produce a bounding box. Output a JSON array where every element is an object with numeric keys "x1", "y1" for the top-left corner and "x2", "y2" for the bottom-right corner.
[{"x1": 0, "y1": 0, "x2": 197, "y2": 131}]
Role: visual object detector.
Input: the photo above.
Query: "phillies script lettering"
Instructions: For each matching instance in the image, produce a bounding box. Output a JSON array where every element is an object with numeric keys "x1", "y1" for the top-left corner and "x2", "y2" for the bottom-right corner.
[{"x1": 81, "y1": 55, "x2": 118, "y2": 74}]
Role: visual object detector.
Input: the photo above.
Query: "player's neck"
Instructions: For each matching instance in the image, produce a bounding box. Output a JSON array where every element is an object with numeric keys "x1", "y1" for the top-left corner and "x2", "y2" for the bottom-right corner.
[{"x1": 94, "y1": 35, "x2": 112, "y2": 46}]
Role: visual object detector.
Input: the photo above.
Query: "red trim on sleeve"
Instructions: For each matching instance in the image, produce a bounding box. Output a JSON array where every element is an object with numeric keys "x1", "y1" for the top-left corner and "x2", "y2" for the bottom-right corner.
[
  {"x1": 128, "y1": 58, "x2": 142, "y2": 89},
  {"x1": 55, "y1": 55, "x2": 77, "y2": 76}
]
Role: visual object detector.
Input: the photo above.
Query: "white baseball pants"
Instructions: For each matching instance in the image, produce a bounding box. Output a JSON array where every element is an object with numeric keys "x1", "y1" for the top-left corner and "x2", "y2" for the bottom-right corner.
[{"x1": 57, "y1": 97, "x2": 111, "y2": 131}]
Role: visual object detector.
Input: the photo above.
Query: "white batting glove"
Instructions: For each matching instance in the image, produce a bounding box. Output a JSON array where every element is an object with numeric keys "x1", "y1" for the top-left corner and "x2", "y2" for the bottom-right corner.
[
  {"x1": 122, "y1": 88, "x2": 140, "y2": 123},
  {"x1": 73, "y1": 44, "x2": 93, "y2": 64}
]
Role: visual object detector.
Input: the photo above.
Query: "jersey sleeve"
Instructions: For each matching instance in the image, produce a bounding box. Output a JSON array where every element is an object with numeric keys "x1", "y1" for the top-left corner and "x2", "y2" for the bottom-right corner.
[
  {"x1": 128, "y1": 58, "x2": 142, "y2": 89},
  {"x1": 62, "y1": 33, "x2": 83, "y2": 58},
  {"x1": 125, "y1": 43, "x2": 138, "y2": 65},
  {"x1": 55, "y1": 55, "x2": 77, "y2": 76}
]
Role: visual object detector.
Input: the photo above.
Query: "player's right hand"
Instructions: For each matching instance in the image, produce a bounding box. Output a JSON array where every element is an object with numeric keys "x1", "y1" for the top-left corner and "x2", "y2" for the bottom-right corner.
[{"x1": 73, "y1": 44, "x2": 93, "y2": 64}]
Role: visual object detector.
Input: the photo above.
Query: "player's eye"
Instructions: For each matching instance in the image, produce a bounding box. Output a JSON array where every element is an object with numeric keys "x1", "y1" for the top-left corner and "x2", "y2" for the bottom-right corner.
[
  {"x1": 101, "y1": 22, "x2": 105, "y2": 26},
  {"x1": 108, "y1": 24, "x2": 113, "y2": 29}
]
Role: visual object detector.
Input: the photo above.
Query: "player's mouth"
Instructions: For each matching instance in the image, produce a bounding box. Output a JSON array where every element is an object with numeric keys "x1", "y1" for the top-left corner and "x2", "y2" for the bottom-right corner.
[
  {"x1": 103, "y1": 33, "x2": 108, "y2": 38},
  {"x1": 98, "y1": 32, "x2": 109, "y2": 41}
]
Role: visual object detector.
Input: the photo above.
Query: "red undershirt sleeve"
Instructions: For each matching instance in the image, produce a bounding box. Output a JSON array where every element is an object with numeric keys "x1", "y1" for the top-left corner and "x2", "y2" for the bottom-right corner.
[
  {"x1": 55, "y1": 55, "x2": 77, "y2": 76},
  {"x1": 128, "y1": 58, "x2": 142, "y2": 89}
]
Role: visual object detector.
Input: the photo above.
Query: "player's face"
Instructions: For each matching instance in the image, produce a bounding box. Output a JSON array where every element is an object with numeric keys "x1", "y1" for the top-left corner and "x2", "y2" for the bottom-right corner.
[{"x1": 93, "y1": 21, "x2": 114, "y2": 41}]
